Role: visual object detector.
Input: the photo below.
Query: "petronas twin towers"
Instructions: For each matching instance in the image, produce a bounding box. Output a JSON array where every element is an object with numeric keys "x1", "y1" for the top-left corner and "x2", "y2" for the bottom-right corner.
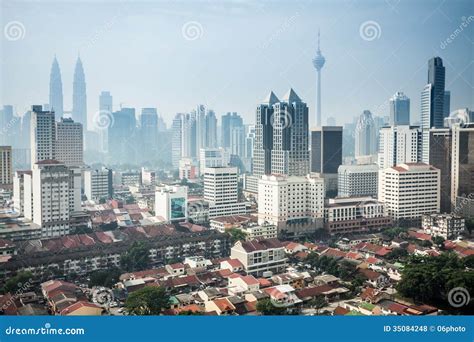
[{"x1": 49, "y1": 56, "x2": 87, "y2": 129}]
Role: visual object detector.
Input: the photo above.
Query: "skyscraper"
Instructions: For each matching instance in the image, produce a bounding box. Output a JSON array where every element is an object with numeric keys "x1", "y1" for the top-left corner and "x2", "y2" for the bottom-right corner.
[
  {"x1": 0, "y1": 146, "x2": 13, "y2": 190},
  {"x1": 389, "y1": 92, "x2": 410, "y2": 126},
  {"x1": 271, "y1": 89, "x2": 309, "y2": 176},
  {"x1": 171, "y1": 113, "x2": 184, "y2": 168},
  {"x1": 140, "y1": 108, "x2": 159, "y2": 160},
  {"x1": 205, "y1": 110, "x2": 218, "y2": 148},
  {"x1": 30, "y1": 105, "x2": 56, "y2": 168},
  {"x1": 355, "y1": 110, "x2": 377, "y2": 158},
  {"x1": 221, "y1": 112, "x2": 243, "y2": 148},
  {"x1": 310, "y1": 126, "x2": 343, "y2": 196},
  {"x1": 49, "y1": 56, "x2": 64, "y2": 120},
  {"x1": 108, "y1": 108, "x2": 137, "y2": 163},
  {"x1": 253, "y1": 92, "x2": 277, "y2": 177},
  {"x1": 378, "y1": 125, "x2": 422, "y2": 169},
  {"x1": 72, "y1": 56, "x2": 87, "y2": 129},
  {"x1": 98, "y1": 91, "x2": 113, "y2": 153},
  {"x1": 429, "y1": 128, "x2": 452, "y2": 213},
  {"x1": 421, "y1": 57, "x2": 446, "y2": 162},
  {"x1": 312, "y1": 30, "x2": 325, "y2": 127}
]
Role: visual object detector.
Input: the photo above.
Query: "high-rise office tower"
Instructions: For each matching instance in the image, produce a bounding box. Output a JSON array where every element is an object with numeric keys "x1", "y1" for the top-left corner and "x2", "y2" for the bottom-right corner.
[
  {"x1": 30, "y1": 105, "x2": 56, "y2": 167},
  {"x1": 451, "y1": 123, "x2": 474, "y2": 216},
  {"x1": 389, "y1": 92, "x2": 410, "y2": 126},
  {"x1": 231, "y1": 126, "x2": 245, "y2": 158},
  {"x1": 171, "y1": 113, "x2": 184, "y2": 168},
  {"x1": 429, "y1": 128, "x2": 452, "y2": 213},
  {"x1": 355, "y1": 110, "x2": 377, "y2": 158},
  {"x1": 0, "y1": 105, "x2": 16, "y2": 146},
  {"x1": 444, "y1": 91, "x2": 451, "y2": 118},
  {"x1": 312, "y1": 30, "x2": 325, "y2": 127},
  {"x1": 182, "y1": 112, "x2": 197, "y2": 158},
  {"x1": 421, "y1": 57, "x2": 447, "y2": 163},
  {"x1": 271, "y1": 89, "x2": 309, "y2": 176},
  {"x1": 195, "y1": 105, "x2": 207, "y2": 155},
  {"x1": 108, "y1": 108, "x2": 137, "y2": 163},
  {"x1": 98, "y1": 91, "x2": 113, "y2": 153},
  {"x1": 221, "y1": 112, "x2": 243, "y2": 148},
  {"x1": 244, "y1": 125, "x2": 255, "y2": 173},
  {"x1": 378, "y1": 125, "x2": 422, "y2": 169},
  {"x1": 379, "y1": 163, "x2": 440, "y2": 221},
  {"x1": 49, "y1": 56, "x2": 64, "y2": 120},
  {"x1": 0, "y1": 146, "x2": 13, "y2": 190},
  {"x1": 310, "y1": 126, "x2": 343, "y2": 196},
  {"x1": 72, "y1": 56, "x2": 87, "y2": 129},
  {"x1": 140, "y1": 108, "x2": 159, "y2": 160},
  {"x1": 56, "y1": 118, "x2": 84, "y2": 167},
  {"x1": 253, "y1": 92, "x2": 277, "y2": 177},
  {"x1": 205, "y1": 110, "x2": 218, "y2": 148}
]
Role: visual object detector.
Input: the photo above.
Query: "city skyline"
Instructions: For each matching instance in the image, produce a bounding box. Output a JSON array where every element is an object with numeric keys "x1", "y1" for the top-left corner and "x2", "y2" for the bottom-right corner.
[{"x1": 2, "y1": 0, "x2": 473, "y2": 128}]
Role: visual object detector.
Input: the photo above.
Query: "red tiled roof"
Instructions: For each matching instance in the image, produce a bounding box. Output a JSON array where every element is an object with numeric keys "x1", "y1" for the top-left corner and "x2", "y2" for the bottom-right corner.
[
  {"x1": 59, "y1": 301, "x2": 102, "y2": 315},
  {"x1": 333, "y1": 306, "x2": 350, "y2": 315},
  {"x1": 239, "y1": 238, "x2": 284, "y2": 252},
  {"x1": 213, "y1": 298, "x2": 235, "y2": 312},
  {"x1": 224, "y1": 258, "x2": 243, "y2": 269},
  {"x1": 296, "y1": 284, "x2": 334, "y2": 299}
]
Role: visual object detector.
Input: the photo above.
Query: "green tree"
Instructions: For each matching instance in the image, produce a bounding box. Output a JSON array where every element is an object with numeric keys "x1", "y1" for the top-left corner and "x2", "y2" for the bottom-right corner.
[
  {"x1": 2, "y1": 272, "x2": 33, "y2": 294},
  {"x1": 432, "y1": 236, "x2": 445, "y2": 249},
  {"x1": 228, "y1": 228, "x2": 247, "y2": 244},
  {"x1": 89, "y1": 268, "x2": 122, "y2": 288},
  {"x1": 256, "y1": 298, "x2": 286, "y2": 315},
  {"x1": 308, "y1": 296, "x2": 327, "y2": 315},
  {"x1": 386, "y1": 248, "x2": 408, "y2": 261},
  {"x1": 121, "y1": 241, "x2": 150, "y2": 272},
  {"x1": 125, "y1": 286, "x2": 170, "y2": 315}
]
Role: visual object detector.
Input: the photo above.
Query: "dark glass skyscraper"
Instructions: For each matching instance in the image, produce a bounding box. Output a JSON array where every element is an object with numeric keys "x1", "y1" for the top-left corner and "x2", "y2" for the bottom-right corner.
[
  {"x1": 72, "y1": 56, "x2": 87, "y2": 129},
  {"x1": 49, "y1": 56, "x2": 64, "y2": 120},
  {"x1": 310, "y1": 126, "x2": 343, "y2": 174}
]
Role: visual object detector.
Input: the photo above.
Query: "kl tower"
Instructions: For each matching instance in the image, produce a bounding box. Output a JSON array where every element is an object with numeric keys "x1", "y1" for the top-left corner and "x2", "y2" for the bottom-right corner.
[{"x1": 312, "y1": 30, "x2": 325, "y2": 127}]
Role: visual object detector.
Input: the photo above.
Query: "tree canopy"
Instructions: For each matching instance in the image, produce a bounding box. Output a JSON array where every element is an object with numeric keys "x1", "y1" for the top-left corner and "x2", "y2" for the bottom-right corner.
[
  {"x1": 120, "y1": 241, "x2": 150, "y2": 272},
  {"x1": 125, "y1": 286, "x2": 170, "y2": 315}
]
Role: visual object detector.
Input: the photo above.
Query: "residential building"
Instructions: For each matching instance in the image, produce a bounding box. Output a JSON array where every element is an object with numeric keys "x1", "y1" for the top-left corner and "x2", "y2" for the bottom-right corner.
[
  {"x1": 258, "y1": 174, "x2": 324, "y2": 237},
  {"x1": 324, "y1": 197, "x2": 392, "y2": 235},
  {"x1": 141, "y1": 168, "x2": 156, "y2": 186},
  {"x1": 337, "y1": 164, "x2": 378, "y2": 198},
  {"x1": 84, "y1": 168, "x2": 113, "y2": 202},
  {"x1": 422, "y1": 214, "x2": 465, "y2": 239},
  {"x1": 230, "y1": 238, "x2": 288, "y2": 276},
  {"x1": 379, "y1": 163, "x2": 440, "y2": 221},
  {"x1": 0, "y1": 146, "x2": 13, "y2": 190},
  {"x1": 179, "y1": 158, "x2": 199, "y2": 180},
  {"x1": 55, "y1": 118, "x2": 83, "y2": 167},
  {"x1": 30, "y1": 105, "x2": 56, "y2": 168}
]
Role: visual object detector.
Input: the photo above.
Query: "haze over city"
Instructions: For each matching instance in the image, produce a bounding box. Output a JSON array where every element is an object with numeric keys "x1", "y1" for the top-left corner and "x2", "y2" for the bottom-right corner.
[{"x1": 2, "y1": 0, "x2": 473, "y2": 127}]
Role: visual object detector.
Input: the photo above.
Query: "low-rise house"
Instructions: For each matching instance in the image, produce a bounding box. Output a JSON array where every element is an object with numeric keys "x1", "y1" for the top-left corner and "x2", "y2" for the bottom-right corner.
[
  {"x1": 271, "y1": 272, "x2": 306, "y2": 289},
  {"x1": 358, "y1": 269, "x2": 389, "y2": 288},
  {"x1": 228, "y1": 274, "x2": 260, "y2": 295},
  {"x1": 204, "y1": 297, "x2": 236, "y2": 315},
  {"x1": 184, "y1": 256, "x2": 212, "y2": 269},
  {"x1": 220, "y1": 259, "x2": 244, "y2": 273},
  {"x1": 263, "y1": 285, "x2": 302, "y2": 307},
  {"x1": 284, "y1": 242, "x2": 308, "y2": 255},
  {"x1": 165, "y1": 263, "x2": 186, "y2": 276},
  {"x1": 60, "y1": 301, "x2": 104, "y2": 316}
]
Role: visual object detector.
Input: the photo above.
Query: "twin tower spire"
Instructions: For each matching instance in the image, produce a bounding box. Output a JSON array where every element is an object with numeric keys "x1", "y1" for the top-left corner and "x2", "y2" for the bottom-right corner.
[{"x1": 49, "y1": 55, "x2": 87, "y2": 129}]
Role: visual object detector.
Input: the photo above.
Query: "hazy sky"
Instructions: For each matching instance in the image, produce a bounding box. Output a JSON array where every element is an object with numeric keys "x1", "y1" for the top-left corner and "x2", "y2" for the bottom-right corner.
[{"x1": 1, "y1": 0, "x2": 473, "y2": 128}]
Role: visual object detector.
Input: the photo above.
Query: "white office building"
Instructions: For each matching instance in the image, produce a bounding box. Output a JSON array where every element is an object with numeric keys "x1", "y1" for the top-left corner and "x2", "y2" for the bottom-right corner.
[
  {"x1": 30, "y1": 105, "x2": 56, "y2": 168},
  {"x1": 337, "y1": 164, "x2": 378, "y2": 197},
  {"x1": 199, "y1": 148, "x2": 230, "y2": 175},
  {"x1": 154, "y1": 185, "x2": 188, "y2": 222},
  {"x1": 378, "y1": 125, "x2": 422, "y2": 169},
  {"x1": 258, "y1": 174, "x2": 324, "y2": 237},
  {"x1": 203, "y1": 167, "x2": 247, "y2": 218},
  {"x1": 379, "y1": 163, "x2": 440, "y2": 221}
]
